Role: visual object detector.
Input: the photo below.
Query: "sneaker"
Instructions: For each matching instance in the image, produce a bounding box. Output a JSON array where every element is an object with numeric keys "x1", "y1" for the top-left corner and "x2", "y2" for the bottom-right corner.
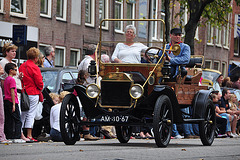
[
  {"x1": 232, "y1": 133, "x2": 239, "y2": 138},
  {"x1": 84, "y1": 134, "x2": 100, "y2": 141},
  {"x1": 175, "y1": 135, "x2": 184, "y2": 139},
  {"x1": 13, "y1": 139, "x2": 26, "y2": 143},
  {"x1": 0, "y1": 140, "x2": 12, "y2": 144},
  {"x1": 217, "y1": 134, "x2": 227, "y2": 138}
]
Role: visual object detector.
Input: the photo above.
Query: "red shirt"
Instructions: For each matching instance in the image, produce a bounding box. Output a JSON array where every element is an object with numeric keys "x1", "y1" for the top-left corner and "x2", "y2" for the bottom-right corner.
[{"x1": 19, "y1": 60, "x2": 43, "y2": 95}]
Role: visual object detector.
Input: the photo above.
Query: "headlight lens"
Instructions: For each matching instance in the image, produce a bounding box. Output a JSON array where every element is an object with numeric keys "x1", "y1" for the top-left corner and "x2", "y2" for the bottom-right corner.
[
  {"x1": 86, "y1": 84, "x2": 100, "y2": 98},
  {"x1": 129, "y1": 84, "x2": 144, "y2": 99}
]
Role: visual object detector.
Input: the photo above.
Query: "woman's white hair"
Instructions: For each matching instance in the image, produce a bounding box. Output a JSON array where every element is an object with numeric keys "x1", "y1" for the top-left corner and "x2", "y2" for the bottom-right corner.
[{"x1": 125, "y1": 25, "x2": 136, "y2": 35}]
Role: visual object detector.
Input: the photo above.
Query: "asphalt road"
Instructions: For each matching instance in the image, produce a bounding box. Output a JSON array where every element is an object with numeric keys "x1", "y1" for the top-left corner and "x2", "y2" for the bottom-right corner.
[{"x1": 1, "y1": 138, "x2": 240, "y2": 160}]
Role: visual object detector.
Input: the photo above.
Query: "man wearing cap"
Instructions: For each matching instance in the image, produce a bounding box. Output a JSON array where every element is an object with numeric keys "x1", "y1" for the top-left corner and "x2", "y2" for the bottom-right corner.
[{"x1": 159, "y1": 28, "x2": 191, "y2": 79}]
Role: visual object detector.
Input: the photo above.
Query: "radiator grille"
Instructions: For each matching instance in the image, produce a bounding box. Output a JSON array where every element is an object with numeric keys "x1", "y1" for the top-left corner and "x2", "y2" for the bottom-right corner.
[{"x1": 101, "y1": 81, "x2": 132, "y2": 106}]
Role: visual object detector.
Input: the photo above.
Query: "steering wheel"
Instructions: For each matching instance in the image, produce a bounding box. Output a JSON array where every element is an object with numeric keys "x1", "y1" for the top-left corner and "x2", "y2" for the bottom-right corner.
[{"x1": 144, "y1": 47, "x2": 162, "y2": 63}]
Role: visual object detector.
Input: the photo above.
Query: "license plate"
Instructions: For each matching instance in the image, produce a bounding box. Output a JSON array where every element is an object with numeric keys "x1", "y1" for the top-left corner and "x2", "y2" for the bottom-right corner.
[{"x1": 100, "y1": 115, "x2": 129, "y2": 123}]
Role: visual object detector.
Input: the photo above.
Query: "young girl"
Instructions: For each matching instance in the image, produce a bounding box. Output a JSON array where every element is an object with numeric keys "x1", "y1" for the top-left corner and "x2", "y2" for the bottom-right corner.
[
  {"x1": 0, "y1": 64, "x2": 11, "y2": 144},
  {"x1": 3, "y1": 63, "x2": 25, "y2": 143}
]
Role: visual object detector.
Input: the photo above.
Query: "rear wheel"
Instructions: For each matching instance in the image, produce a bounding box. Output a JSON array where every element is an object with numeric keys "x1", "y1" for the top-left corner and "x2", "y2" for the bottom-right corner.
[
  {"x1": 116, "y1": 126, "x2": 132, "y2": 143},
  {"x1": 153, "y1": 95, "x2": 173, "y2": 147},
  {"x1": 199, "y1": 99, "x2": 216, "y2": 146},
  {"x1": 60, "y1": 94, "x2": 80, "y2": 145}
]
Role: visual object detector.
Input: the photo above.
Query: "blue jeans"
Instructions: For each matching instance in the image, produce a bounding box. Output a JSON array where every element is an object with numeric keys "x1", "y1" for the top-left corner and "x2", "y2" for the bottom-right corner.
[
  {"x1": 181, "y1": 107, "x2": 199, "y2": 136},
  {"x1": 219, "y1": 113, "x2": 231, "y2": 132},
  {"x1": 172, "y1": 124, "x2": 180, "y2": 137},
  {"x1": 50, "y1": 128, "x2": 62, "y2": 141}
]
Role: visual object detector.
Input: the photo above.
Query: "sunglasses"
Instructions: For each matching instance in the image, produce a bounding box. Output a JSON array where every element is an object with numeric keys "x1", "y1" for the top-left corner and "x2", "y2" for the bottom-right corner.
[{"x1": 11, "y1": 69, "x2": 17, "y2": 71}]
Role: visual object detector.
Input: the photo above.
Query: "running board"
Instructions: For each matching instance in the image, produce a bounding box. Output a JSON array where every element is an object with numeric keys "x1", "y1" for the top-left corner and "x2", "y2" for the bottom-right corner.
[{"x1": 182, "y1": 118, "x2": 205, "y2": 123}]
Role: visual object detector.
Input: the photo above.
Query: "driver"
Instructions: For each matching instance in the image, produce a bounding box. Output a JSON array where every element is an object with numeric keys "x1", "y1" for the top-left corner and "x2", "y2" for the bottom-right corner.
[{"x1": 159, "y1": 28, "x2": 191, "y2": 79}]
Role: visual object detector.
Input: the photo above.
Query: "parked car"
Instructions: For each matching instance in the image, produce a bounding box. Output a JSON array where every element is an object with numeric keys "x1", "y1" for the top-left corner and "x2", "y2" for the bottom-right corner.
[{"x1": 41, "y1": 67, "x2": 78, "y2": 94}]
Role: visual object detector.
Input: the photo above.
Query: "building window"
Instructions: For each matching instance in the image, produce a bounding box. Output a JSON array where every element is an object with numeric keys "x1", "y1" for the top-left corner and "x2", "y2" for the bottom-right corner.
[
  {"x1": 213, "y1": 61, "x2": 220, "y2": 71},
  {"x1": 0, "y1": 0, "x2": 3, "y2": 13},
  {"x1": 85, "y1": 0, "x2": 95, "y2": 27},
  {"x1": 55, "y1": 46, "x2": 66, "y2": 67},
  {"x1": 222, "y1": 62, "x2": 227, "y2": 77},
  {"x1": 56, "y1": 0, "x2": 67, "y2": 21},
  {"x1": 70, "y1": 49, "x2": 80, "y2": 66},
  {"x1": 39, "y1": 44, "x2": 49, "y2": 56},
  {"x1": 151, "y1": 0, "x2": 158, "y2": 40},
  {"x1": 10, "y1": 0, "x2": 26, "y2": 17},
  {"x1": 207, "y1": 23, "x2": 214, "y2": 45},
  {"x1": 99, "y1": 0, "x2": 108, "y2": 29},
  {"x1": 215, "y1": 27, "x2": 221, "y2": 46},
  {"x1": 160, "y1": 1, "x2": 165, "y2": 41},
  {"x1": 126, "y1": 1, "x2": 135, "y2": 26},
  {"x1": 223, "y1": 14, "x2": 230, "y2": 48},
  {"x1": 205, "y1": 60, "x2": 212, "y2": 69},
  {"x1": 115, "y1": 0, "x2": 123, "y2": 32},
  {"x1": 234, "y1": 14, "x2": 240, "y2": 56},
  {"x1": 40, "y1": 0, "x2": 52, "y2": 18}
]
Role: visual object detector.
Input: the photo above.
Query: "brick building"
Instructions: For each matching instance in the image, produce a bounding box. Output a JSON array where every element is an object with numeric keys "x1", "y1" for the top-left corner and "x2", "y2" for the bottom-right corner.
[{"x1": 0, "y1": 0, "x2": 239, "y2": 77}]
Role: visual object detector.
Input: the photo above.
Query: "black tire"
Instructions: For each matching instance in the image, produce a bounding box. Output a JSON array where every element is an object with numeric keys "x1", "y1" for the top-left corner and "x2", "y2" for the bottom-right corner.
[
  {"x1": 199, "y1": 99, "x2": 216, "y2": 146},
  {"x1": 60, "y1": 94, "x2": 80, "y2": 145},
  {"x1": 115, "y1": 126, "x2": 132, "y2": 143},
  {"x1": 153, "y1": 95, "x2": 173, "y2": 147}
]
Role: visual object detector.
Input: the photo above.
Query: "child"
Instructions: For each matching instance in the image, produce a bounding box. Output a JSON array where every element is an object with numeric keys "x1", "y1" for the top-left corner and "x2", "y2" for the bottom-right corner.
[
  {"x1": 49, "y1": 93, "x2": 60, "y2": 105},
  {"x1": 3, "y1": 63, "x2": 25, "y2": 143},
  {"x1": 49, "y1": 91, "x2": 67, "y2": 141}
]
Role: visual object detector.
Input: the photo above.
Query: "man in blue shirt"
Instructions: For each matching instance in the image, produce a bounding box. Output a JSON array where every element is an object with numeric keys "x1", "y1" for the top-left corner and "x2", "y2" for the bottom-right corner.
[
  {"x1": 43, "y1": 46, "x2": 55, "y2": 68},
  {"x1": 160, "y1": 28, "x2": 191, "y2": 79}
]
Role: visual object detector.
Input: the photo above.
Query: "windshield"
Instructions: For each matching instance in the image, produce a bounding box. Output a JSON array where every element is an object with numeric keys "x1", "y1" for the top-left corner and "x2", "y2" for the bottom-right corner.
[
  {"x1": 202, "y1": 70, "x2": 221, "y2": 82},
  {"x1": 41, "y1": 71, "x2": 58, "y2": 92}
]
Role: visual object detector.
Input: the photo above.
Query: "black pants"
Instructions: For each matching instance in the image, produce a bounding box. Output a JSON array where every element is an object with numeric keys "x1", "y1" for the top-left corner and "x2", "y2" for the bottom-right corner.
[
  {"x1": 216, "y1": 116, "x2": 227, "y2": 134},
  {"x1": 4, "y1": 100, "x2": 22, "y2": 139}
]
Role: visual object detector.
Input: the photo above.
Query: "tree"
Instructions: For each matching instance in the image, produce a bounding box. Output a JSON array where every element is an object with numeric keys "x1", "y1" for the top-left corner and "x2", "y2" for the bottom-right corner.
[{"x1": 174, "y1": 0, "x2": 240, "y2": 55}]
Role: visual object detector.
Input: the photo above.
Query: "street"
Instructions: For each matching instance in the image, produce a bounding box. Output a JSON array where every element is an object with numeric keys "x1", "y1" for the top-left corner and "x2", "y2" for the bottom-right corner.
[{"x1": 1, "y1": 138, "x2": 240, "y2": 160}]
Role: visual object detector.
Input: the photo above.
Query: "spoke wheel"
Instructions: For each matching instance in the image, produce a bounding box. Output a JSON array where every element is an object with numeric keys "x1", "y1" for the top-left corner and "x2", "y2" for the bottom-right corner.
[
  {"x1": 199, "y1": 99, "x2": 216, "y2": 146},
  {"x1": 116, "y1": 126, "x2": 132, "y2": 143},
  {"x1": 60, "y1": 94, "x2": 80, "y2": 145},
  {"x1": 153, "y1": 95, "x2": 173, "y2": 147}
]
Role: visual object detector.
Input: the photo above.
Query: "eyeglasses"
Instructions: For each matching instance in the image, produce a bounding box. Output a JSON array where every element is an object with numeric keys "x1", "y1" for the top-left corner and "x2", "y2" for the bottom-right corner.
[{"x1": 11, "y1": 69, "x2": 17, "y2": 71}]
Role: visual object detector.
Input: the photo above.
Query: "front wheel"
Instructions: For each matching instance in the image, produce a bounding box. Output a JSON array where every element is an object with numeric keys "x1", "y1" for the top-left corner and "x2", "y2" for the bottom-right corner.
[
  {"x1": 199, "y1": 99, "x2": 216, "y2": 146},
  {"x1": 60, "y1": 94, "x2": 80, "y2": 145},
  {"x1": 115, "y1": 126, "x2": 132, "y2": 143},
  {"x1": 153, "y1": 95, "x2": 173, "y2": 147}
]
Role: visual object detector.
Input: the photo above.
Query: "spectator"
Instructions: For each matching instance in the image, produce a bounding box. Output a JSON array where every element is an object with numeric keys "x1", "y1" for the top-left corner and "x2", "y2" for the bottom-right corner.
[
  {"x1": 19, "y1": 47, "x2": 44, "y2": 142},
  {"x1": 213, "y1": 74, "x2": 223, "y2": 96},
  {"x1": 3, "y1": 63, "x2": 25, "y2": 143},
  {"x1": 36, "y1": 53, "x2": 45, "y2": 68},
  {"x1": 0, "y1": 43, "x2": 29, "y2": 142},
  {"x1": 172, "y1": 124, "x2": 184, "y2": 139},
  {"x1": 219, "y1": 88, "x2": 238, "y2": 137},
  {"x1": 49, "y1": 92, "x2": 63, "y2": 141},
  {"x1": 211, "y1": 93, "x2": 227, "y2": 138},
  {"x1": 43, "y1": 46, "x2": 55, "y2": 68},
  {"x1": 229, "y1": 94, "x2": 240, "y2": 116},
  {"x1": 0, "y1": 64, "x2": 12, "y2": 144},
  {"x1": 75, "y1": 70, "x2": 100, "y2": 141},
  {"x1": 232, "y1": 76, "x2": 240, "y2": 89},
  {"x1": 222, "y1": 77, "x2": 232, "y2": 88}
]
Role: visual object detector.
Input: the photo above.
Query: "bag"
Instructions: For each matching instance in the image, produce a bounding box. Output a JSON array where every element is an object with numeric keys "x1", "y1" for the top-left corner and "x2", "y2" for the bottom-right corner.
[
  {"x1": 21, "y1": 89, "x2": 30, "y2": 111},
  {"x1": 35, "y1": 102, "x2": 43, "y2": 120},
  {"x1": 39, "y1": 92, "x2": 44, "y2": 102}
]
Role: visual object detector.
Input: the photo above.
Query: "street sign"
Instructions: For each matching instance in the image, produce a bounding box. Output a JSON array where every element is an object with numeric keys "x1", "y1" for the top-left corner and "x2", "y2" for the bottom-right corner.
[{"x1": 12, "y1": 25, "x2": 27, "y2": 46}]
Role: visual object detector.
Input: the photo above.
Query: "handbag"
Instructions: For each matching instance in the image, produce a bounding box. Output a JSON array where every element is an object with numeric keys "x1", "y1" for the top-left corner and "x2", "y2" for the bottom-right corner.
[{"x1": 21, "y1": 88, "x2": 30, "y2": 111}]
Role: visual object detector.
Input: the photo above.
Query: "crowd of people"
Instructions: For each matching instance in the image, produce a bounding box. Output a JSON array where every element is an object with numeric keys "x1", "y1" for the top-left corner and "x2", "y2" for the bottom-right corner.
[{"x1": 1, "y1": 25, "x2": 240, "y2": 144}]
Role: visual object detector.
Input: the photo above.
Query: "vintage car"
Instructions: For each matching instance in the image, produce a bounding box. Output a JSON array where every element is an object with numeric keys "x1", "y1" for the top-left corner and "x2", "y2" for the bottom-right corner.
[
  {"x1": 201, "y1": 69, "x2": 222, "y2": 88},
  {"x1": 60, "y1": 19, "x2": 216, "y2": 147}
]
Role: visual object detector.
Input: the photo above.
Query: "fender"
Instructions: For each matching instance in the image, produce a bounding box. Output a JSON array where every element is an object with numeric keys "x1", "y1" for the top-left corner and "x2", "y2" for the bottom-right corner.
[
  {"x1": 192, "y1": 90, "x2": 212, "y2": 119},
  {"x1": 73, "y1": 85, "x2": 101, "y2": 118}
]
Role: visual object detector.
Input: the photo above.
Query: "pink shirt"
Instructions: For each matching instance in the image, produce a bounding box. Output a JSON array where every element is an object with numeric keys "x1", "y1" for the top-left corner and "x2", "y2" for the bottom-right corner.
[{"x1": 4, "y1": 76, "x2": 19, "y2": 104}]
